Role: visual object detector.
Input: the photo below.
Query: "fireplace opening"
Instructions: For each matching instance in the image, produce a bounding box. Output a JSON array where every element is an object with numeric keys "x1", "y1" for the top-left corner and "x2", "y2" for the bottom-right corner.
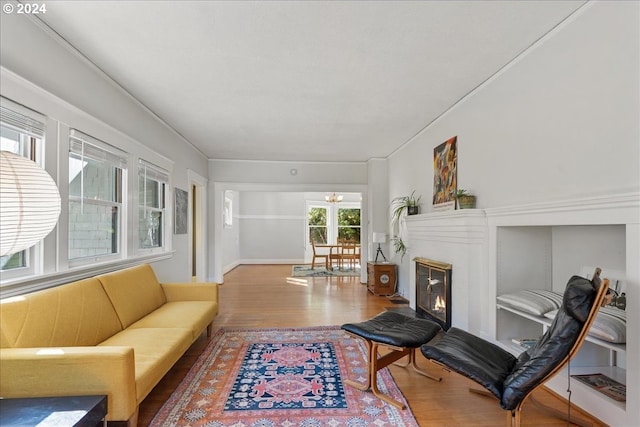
[{"x1": 415, "y1": 258, "x2": 452, "y2": 330}]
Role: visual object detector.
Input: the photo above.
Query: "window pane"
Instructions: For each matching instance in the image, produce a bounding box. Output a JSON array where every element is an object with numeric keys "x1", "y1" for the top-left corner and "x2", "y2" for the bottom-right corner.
[
  {"x1": 139, "y1": 175, "x2": 164, "y2": 209},
  {"x1": 1, "y1": 122, "x2": 36, "y2": 271},
  {"x1": 308, "y1": 208, "x2": 327, "y2": 226},
  {"x1": 0, "y1": 252, "x2": 26, "y2": 270},
  {"x1": 68, "y1": 201, "x2": 118, "y2": 259},
  {"x1": 338, "y1": 208, "x2": 360, "y2": 226},
  {"x1": 69, "y1": 153, "x2": 117, "y2": 201},
  {"x1": 139, "y1": 209, "x2": 163, "y2": 248},
  {"x1": 1, "y1": 126, "x2": 22, "y2": 153},
  {"x1": 338, "y1": 208, "x2": 360, "y2": 242},
  {"x1": 309, "y1": 227, "x2": 327, "y2": 244},
  {"x1": 338, "y1": 227, "x2": 360, "y2": 242}
]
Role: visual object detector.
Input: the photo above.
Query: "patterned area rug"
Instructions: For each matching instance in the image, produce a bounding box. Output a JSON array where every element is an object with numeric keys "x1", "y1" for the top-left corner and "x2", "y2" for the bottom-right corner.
[
  {"x1": 291, "y1": 265, "x2": 361, "y2": 277},
  {"x1": 151, "y1": 326, "x2": 418, "y2": 426}
]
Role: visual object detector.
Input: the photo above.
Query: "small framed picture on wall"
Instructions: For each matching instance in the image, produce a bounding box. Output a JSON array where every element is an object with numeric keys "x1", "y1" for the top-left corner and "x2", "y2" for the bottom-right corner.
[{"x1": 174, "y1": 187, "x2": 188, "y2": 234}]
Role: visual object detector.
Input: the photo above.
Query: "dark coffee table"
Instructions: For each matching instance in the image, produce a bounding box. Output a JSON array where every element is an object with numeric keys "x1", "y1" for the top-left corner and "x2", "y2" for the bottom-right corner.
[{"x1": 0, "y1": 395, "x2": 107, "y2": 427}]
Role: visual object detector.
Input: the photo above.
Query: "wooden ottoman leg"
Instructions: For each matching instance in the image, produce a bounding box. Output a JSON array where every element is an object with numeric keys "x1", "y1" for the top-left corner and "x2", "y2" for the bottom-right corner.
[{"x1": 343, "y1": 335, "x2": 373, "y2": 391}]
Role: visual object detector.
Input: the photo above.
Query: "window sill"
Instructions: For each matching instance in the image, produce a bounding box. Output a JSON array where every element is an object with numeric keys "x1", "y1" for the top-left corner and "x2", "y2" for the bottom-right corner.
[{"x1": 0, "y1": 251, "x2": 174, "y2": 298}]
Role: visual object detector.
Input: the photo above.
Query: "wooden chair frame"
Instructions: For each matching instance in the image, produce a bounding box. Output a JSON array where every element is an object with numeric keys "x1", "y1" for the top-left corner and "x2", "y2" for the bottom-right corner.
[
  {"x1": 310, "y1": 240, "x2": 329, "y2": 269},
  {"x1": 343, "y1": 330, "x2": 441, "y2": 409}
]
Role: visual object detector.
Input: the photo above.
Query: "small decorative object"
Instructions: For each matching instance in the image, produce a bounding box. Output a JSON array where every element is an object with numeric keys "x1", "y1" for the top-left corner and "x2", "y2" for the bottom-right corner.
[
  {"x1": 174, "y1": 187, "x2": 188, "y2": 234},
  {"x1": 433, "y1": 136, "x2": 457, "y2": 210},
  {"x1": 456, "y1": 189, "x2": 476, "y2": 209},
  {"x1": 615, "y1": 292, "x2": 626, "y2": 310},
  {"x1": 372, "y1": 232, "x2": 388, "y2": 263},
  {"x1": 391, "y1": 190, "x2": 422, "y2": 226}
]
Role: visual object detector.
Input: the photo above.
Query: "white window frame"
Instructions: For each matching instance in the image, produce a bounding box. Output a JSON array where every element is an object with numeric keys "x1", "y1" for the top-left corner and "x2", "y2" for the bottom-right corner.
[
  {"x1": 67, "y1": 129, "x2": 128, "y2": 267},
  {"x1": 0, "y1": 98, "x2": 46, "y2": 282},
  {"x1": 137, "y1": 159, "x2": 169, "y2": 253},
  {"x1": 334, "y1": 202, "x2": 362, "y2": 242}
]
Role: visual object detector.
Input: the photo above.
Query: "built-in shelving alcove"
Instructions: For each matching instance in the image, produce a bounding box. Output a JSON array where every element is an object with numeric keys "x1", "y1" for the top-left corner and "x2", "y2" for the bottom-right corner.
[{"x1": 486, "y1": 193, "x2": 639, "y2": 426}]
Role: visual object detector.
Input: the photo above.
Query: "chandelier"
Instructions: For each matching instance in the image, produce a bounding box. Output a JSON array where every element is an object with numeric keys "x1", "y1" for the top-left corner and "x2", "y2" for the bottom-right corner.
[{"x1": 325, "y1": 192, "x2": 343, "y2": 203}]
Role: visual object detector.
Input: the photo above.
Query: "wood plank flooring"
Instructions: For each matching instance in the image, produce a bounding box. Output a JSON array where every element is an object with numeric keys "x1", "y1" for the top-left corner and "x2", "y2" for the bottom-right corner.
[{"x1": 132, "y1": 264, "x2": 606, "y2": 427}]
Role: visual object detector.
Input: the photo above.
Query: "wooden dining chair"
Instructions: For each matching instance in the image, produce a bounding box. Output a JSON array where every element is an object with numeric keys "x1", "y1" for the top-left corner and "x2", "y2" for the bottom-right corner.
[
  {"x1": 329, "y1": 239, "x2": 345, "y2": 270},
  {"x1": 310, "y1": 240, "x2": 329, "y2": 269},
  {"x1": 340, "y1": 240, "x2": 359, "y2": 271}
]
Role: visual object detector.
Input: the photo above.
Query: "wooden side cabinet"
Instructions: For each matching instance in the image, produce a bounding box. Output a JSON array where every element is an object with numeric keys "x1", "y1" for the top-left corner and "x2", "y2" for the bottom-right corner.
[{"x1": 367, "y1": 262, "x2": 396, "y2": 295}]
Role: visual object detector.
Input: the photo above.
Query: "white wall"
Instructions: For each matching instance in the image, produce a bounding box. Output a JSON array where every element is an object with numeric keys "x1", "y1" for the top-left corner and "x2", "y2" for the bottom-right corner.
[
  {"x1": 388, "y1": 1, "x2": 639, "y2": 297},
  {"x1": 239, "y1": 192, "x2": 307, "y2": 263},
  {"x1": 367, "y1": 159, "x2": 390, "y2": 261},
  {"x1": 0, "y1": 12, "x2": 209, "y2": 282}
]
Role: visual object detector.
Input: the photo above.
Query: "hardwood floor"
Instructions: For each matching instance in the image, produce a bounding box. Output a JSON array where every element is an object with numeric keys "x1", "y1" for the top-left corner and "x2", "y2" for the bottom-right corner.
[{"x1": 133, "y1": 264, "x2": 606, "y2": 426}]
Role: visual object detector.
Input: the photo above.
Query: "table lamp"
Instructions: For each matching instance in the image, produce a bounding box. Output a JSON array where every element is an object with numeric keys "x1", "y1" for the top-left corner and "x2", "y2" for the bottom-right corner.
[{"x1": 372, "y1": 232, "x2": 387, "y2": 263}]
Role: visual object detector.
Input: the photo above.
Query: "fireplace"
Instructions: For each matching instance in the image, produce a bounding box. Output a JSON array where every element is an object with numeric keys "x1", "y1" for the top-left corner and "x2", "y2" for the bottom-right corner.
[{"x1": 415, "y1": 258, "x2": 452, "y2": 330}]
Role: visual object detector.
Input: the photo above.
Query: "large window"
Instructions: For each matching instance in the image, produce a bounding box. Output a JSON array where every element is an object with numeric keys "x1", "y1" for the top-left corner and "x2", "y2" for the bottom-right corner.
[
  {"x1": 308, "y1": 206, "x2": 328, "y2": 244},
  {"x1": 337, "y1": 207, "x2": 361, "y2": 242},
  {"x1": 68, "y1": 130, "x2": 126, "y2": 261},
  {"x1": 0, "y1": 100, "x2": 45, "y2": 278},
  {"x1": 138, "y1": 160, "x2": 168, "y2": 250},
  {"x1": 307, "y1": 203, "x2": 361, "y2": 245},
  {"x1": 0, "y1": 86, "x2": 176, "y2": 296}
]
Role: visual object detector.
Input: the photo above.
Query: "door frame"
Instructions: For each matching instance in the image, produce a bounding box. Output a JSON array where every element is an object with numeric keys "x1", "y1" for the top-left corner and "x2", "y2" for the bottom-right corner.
[{"x1": 188, "y1": 169, "x2": 207, "y2": 282}]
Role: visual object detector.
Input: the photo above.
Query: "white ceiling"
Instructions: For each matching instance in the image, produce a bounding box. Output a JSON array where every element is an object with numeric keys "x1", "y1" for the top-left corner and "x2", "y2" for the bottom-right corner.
[{"x1": 37, "y1": 1, "x2": 585, "y2": 162}]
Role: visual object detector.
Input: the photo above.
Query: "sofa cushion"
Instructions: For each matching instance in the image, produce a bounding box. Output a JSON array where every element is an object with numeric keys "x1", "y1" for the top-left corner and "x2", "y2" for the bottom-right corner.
[
  {"x1": 127, "y1": 301, "x2": 216, "y2": 340},
  {"x1": 0, "y1": 278, "x2": 123, "y2": 348},
  {"x1": 99, "y1": 327, "x2": 192, "y2": 401},
  {"x1": 544, "y1": 306, "x2": 626, "y2": 343},
  {"x1": 97, "y1": 264, "x2": 167, "y2": 328},
  {"x1": 496, "y1": 289, "x2": 563, "y2": 316}
]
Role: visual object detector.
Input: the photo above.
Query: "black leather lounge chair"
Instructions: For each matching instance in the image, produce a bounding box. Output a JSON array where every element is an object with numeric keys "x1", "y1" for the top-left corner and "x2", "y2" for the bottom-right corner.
[{"x1": 421, "y1": 268, "x2": 610, "y2": 427}]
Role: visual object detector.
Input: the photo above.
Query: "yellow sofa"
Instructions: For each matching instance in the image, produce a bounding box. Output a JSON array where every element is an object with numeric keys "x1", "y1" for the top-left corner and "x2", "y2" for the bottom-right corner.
[{"x1": 0, "y1": 264, "x2": 218, "y2": 426}]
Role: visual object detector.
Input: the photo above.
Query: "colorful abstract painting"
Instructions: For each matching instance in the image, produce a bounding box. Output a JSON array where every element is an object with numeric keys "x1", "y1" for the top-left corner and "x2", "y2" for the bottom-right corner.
[{"x1": 433, "y1": 136, "x2": 457, "y2": 209}]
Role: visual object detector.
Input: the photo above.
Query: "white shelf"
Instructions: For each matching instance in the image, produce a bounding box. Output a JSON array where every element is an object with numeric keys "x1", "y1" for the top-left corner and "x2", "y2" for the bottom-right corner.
[
  {"x1": 545, "y1": 365, "x2": 627, "y2": 424},
  {"x1": 497, "y1": 304, "x2": 626, "y2": 354}
]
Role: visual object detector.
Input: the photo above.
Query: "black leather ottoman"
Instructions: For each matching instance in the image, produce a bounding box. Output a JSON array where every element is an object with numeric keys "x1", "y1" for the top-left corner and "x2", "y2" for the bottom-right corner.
[{"x1": 341, "y1": 311, "x2": 442, "y2": 409}]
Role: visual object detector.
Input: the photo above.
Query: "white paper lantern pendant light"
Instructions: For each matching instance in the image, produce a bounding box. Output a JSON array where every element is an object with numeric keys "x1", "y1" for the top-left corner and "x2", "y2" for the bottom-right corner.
[{"x1": 0, "y1": 150, "x2": 61, "y2": 256}]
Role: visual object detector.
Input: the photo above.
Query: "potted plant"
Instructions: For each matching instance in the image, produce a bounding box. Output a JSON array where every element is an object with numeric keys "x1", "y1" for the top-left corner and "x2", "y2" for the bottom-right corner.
[
  {"x1": 456, "y1": 189, "x2": 476, "y2": 209},
  {"x1": 391, "y1": 235, "x2": 407, "y2": 261},
  {"x1": 391, "y1": 190, "x2": 422, "y2": 226}
]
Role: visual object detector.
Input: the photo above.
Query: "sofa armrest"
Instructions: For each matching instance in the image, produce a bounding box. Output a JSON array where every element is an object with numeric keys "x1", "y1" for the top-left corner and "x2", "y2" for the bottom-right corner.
[
  {"x1": 161, "y1": 282, "x2": 218, "y2": 303},
  {"x1": 0, "y1": 346, "x2": 137, "y2": 422}
]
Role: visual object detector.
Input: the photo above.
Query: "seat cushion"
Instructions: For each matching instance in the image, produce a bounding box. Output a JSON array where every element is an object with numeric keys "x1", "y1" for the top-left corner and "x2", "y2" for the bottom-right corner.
[
  {"x1": 342, "y1": 311, "x2": 441, "y2": 348},
  {"x1": 421, "y1": 327, "x2": 517, "y2": 400},
  {"x1": 544, "y1": 306, "x2": 626, "y2": 343},
  {"x1": 127, "y1": 301, "x2": 216, "y2": 340},
  {"x1": 99, "y1": 327, "x2": 192, "y2": 401}
]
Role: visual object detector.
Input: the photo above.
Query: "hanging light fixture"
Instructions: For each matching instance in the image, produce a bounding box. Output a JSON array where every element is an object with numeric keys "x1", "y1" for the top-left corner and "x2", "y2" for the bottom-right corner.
[
  {"x1": 0, "y1": 151, "x2": 61, "y2": 256},
  {"x1": 325, "y1": 192, "x2": 343, "y2": 203}
]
